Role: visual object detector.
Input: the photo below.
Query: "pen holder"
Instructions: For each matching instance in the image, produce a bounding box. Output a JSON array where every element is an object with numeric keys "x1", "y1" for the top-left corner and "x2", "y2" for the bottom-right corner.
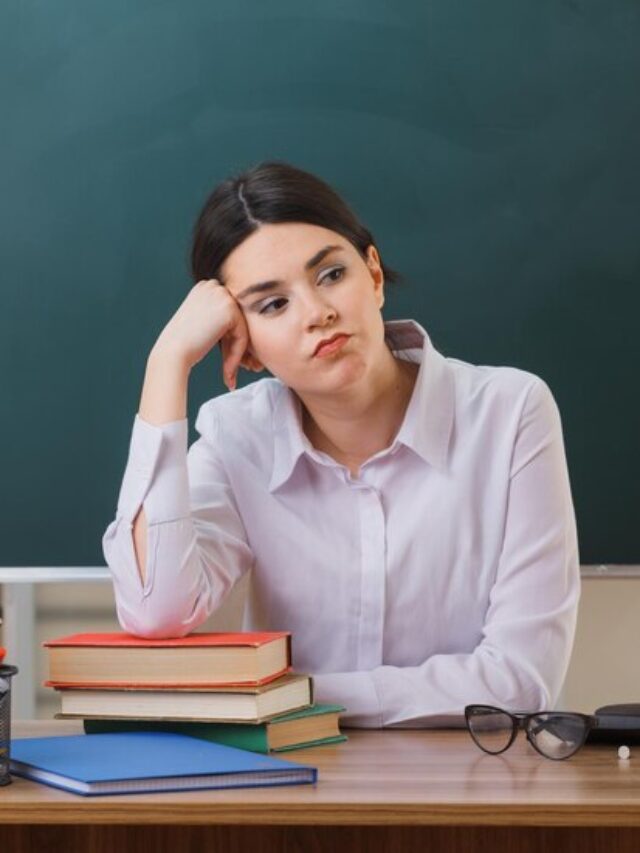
[{"x1": 0, "y1": 664, "x2": 19, "y2": 786}]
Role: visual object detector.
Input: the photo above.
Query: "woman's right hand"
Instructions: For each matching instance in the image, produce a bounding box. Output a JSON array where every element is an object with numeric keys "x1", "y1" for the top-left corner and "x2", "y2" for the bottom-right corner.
[{"x1": 151, "y1": 279, "x2": 260, "y2": 391}]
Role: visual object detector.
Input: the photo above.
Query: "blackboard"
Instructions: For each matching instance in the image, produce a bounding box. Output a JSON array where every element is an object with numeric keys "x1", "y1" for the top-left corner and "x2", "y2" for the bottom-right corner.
[{"x1": 2, "y1": 1, "x2": 638, "y2": 565}]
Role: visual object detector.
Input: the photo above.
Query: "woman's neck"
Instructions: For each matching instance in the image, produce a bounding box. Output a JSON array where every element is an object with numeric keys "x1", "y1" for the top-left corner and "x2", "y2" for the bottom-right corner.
[{"x1": 299, "y1": 349, "x2": 419, "y2": 473}]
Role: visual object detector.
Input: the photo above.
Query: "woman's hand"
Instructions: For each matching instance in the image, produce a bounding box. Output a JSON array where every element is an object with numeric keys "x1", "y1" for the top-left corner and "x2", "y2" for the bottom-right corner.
[{"x1": 151, "y1": 279, "x2": 262, "y2": 391}]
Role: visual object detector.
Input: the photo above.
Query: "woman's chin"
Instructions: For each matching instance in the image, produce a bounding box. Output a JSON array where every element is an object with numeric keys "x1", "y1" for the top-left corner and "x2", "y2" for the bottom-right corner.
[{"x1": 301, "y1": 361, "x2": 368, "y2": 396}]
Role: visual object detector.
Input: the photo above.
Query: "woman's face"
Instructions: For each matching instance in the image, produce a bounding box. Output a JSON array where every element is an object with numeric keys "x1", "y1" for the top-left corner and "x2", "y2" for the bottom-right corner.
[{"x1": 220, "y1": 222, "x2": 386, "y2": 397}]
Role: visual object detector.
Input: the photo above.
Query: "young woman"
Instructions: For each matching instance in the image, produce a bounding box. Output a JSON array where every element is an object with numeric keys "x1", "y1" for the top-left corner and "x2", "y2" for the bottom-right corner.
[{"x1": 102, "y1": 161, "x2": 580, "y2": 728}]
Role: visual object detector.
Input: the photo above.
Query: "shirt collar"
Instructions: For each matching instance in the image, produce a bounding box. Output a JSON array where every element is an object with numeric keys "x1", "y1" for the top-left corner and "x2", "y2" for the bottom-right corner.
[{"x1": 269, "y1": 319, "x2": 455, "y2": 492}]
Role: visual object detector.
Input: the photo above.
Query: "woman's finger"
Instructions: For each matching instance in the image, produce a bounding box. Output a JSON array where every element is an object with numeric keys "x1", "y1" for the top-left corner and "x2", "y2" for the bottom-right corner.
[{"x1": 221, "y1": 326, "x2": 249, "y2": 390}]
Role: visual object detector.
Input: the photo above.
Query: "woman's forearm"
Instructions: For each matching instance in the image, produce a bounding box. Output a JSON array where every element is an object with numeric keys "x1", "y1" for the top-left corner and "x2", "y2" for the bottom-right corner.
[
  {"x1": 132, "y1": 348, "x2": 192, "y2": 584},
  {"x1": 138, "y1": 346, "x2": 192, "y2": 425}
]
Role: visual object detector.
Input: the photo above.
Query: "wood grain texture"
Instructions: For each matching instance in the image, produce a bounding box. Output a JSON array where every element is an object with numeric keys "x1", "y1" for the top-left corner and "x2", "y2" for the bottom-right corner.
[
  {"x1": 2, "y1": 826, "x2": 640, "y2": 853},
  {"x1": 4, "y1": 720, "x2": 640, "y2": 828}
]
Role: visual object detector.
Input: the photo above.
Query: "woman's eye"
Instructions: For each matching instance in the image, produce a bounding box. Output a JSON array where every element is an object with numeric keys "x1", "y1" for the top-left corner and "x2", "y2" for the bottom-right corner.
[
  {"x1": 259, "y1": 297, "x2": 288, "y2": 315},
  {"x1": 257, "y1": 267, "x2": 345, "y2": 315},
  {"x1": 321, "y1": 266, "x2": 344, "y2": 284}
]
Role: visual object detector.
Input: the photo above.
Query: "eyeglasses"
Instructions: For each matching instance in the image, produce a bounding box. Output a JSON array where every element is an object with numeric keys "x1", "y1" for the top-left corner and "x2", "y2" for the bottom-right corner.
[{"x1": 464, "y1": 704, "x2": 599, "y2": 760}]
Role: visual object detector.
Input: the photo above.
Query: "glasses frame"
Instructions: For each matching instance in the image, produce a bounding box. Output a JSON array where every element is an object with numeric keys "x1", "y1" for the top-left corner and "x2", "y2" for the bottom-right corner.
[{"x1": 464, "y1": 704, "x2": 599, "y2": 761}]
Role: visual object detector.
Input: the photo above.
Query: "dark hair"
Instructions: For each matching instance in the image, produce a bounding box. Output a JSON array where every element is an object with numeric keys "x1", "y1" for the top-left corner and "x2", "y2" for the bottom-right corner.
[{"x1": 190, "y1": 160, "x2": 403, "y2": 287}]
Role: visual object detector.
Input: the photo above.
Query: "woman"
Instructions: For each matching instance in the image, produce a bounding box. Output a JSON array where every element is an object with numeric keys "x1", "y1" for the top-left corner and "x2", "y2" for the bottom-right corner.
[{"x1": 102, "y1": 160, "x2": 580, "y2": 728}]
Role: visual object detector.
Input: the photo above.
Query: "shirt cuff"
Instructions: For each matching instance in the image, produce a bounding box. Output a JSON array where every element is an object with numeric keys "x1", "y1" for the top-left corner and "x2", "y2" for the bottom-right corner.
[
  {"x1": 116, "y1": 414, "x2": 189, "y2": 525},
  {"x1": 312, "y1": 671, "x2": 383, "y2": 728}
]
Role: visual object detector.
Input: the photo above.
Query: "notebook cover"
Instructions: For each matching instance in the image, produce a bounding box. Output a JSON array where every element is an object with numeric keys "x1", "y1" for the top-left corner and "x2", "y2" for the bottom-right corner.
[{"x1": 10, "y1": 731, "x2": 317, "y2": 796}]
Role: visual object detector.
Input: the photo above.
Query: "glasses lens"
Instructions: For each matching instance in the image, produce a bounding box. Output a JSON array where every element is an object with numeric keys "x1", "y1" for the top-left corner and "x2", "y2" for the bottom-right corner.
[
  {"x1": 527, "y1": 713, "x2": 587, "y2": 759},
  {"x1": 466, "y1": 707, "x2": 515, "y2": 754}
]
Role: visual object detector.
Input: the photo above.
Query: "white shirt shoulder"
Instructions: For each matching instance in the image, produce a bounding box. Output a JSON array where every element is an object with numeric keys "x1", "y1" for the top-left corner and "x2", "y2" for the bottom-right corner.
[
  {"x1": 193, "y1": 377, "x2": 286, "y2": 457},
  {"x1": 446, "y1": 356, "x2": 553, "y2": 422}
]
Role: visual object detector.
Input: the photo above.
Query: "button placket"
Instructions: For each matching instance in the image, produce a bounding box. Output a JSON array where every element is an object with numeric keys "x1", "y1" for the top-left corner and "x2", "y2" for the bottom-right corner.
[{"x1": 356, "y1": 485, "x2": 386, "y2": 670}]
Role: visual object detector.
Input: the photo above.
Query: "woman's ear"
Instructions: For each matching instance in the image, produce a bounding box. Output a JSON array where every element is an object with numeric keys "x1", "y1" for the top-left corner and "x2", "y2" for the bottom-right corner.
[{"x1": 366, "y1": 244, "x2": 385, "y2": 309}]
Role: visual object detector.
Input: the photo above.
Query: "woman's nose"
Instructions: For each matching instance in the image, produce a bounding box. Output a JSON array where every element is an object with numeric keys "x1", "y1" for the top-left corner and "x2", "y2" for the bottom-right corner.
[{"x1": 300, "y1": 287, "x2": 336, "y2": 328}]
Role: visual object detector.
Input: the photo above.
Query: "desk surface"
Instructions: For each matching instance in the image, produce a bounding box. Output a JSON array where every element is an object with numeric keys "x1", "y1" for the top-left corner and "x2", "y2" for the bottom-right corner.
[{"x1": 3, "y1": 720, "x2": 640, "y2": 827}]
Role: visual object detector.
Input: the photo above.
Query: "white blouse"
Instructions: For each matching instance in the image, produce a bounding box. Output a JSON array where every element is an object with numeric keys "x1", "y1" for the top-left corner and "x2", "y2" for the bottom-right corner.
[{"x1": 102, "y1": 319, "x2": 580, "y2": 728}]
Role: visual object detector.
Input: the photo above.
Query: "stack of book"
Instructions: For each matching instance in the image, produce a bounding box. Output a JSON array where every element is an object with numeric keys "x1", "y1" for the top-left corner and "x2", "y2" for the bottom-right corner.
[{"x1": 44, "y1": 631, "x2": 346, "y2": 753}]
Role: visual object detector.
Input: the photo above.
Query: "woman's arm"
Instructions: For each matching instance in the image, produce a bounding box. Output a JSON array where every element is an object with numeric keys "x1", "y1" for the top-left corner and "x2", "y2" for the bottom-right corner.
[
  {"x1": 132, "y1": 348, "x2": 192, "y2": 585},
  {"x1": 103, "y1": 279, "x2": 255, "y2": 637},
  {"x1": 102, "y1": 402, "x2": 255, "y2": 639},
  {"x1": 311, "y1": 379, "x2": 581, "y2": 727}
]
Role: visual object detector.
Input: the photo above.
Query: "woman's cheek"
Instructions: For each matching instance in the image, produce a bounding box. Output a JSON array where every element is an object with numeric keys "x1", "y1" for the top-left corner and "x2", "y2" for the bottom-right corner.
[{"x1": 245, "y1": 330, "x2": 280, "y2": 372}]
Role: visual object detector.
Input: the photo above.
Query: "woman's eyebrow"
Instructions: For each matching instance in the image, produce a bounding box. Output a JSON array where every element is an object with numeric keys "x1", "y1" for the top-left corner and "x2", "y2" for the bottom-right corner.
[{"x1": 235, "y1": 245, "x2": 344, "y2": 301}]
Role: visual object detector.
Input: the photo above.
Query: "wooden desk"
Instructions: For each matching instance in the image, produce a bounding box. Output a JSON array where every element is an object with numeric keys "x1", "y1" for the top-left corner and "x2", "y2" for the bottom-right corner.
[{"x1": 2, "y1": 720, "x2": 640, "y2": 852}]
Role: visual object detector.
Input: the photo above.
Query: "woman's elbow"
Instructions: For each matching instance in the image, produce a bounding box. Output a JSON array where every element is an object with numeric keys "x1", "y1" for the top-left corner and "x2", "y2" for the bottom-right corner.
[{"x1": 115, "y1": 602, "x2": 192, "y2": 640}]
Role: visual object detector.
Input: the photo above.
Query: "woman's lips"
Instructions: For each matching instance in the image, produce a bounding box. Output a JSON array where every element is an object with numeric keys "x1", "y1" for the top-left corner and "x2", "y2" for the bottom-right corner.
[{"x1": 314, "y1": 334, "x2": 350, "y2": 358}]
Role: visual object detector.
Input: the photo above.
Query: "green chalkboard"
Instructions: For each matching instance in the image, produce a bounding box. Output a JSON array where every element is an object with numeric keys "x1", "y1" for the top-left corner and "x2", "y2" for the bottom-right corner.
[{"x1": 1, "y1": 2, "x2": 638, "y2": 565}]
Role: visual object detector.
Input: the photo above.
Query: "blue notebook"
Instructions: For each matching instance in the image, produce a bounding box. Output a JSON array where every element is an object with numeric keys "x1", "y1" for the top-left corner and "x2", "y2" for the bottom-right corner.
[{"x1": 10, "y1": 731, "x2": 317, "y2": 796}]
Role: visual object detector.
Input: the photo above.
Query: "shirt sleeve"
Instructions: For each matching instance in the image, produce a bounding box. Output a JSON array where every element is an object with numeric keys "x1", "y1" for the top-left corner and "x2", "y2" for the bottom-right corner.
[
  {"x1": 101, "y1": 405, "x2": 254, "y2": 638},
  {"x1": 312, "y1": 378, "x2": 581, "y2": 728}
]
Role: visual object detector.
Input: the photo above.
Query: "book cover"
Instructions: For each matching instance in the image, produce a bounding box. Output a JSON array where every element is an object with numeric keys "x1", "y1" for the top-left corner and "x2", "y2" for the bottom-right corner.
[
  {"x1": 10, "y1": 731, "x2": 317, "y2": 796},
  {"x1": 53, "y1": 672, "x2": 313, "y2": 723},
  {"x1": 43, "y1": 631, "x2": 293, "y2": 688},
  {"x1": 44, "y1": 670, "x2": 291, "y2": 689},
  {"x1": 83, "y1": 703, "x2": 347, "y2": 753},
  {"x1": 44, "y1": 631, "x2": 290, "y2": 648}
]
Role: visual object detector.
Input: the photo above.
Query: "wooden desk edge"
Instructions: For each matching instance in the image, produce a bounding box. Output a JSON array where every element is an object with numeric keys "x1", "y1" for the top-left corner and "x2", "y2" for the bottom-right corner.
[{"x1": 3, "y1": 801, "x2": 640, "y2": 827}]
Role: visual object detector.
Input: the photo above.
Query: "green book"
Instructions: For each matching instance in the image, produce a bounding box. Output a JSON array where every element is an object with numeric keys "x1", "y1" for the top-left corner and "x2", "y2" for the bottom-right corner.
[{"x1": 83, "y1": 703, "x2": 347, "y2": 754}]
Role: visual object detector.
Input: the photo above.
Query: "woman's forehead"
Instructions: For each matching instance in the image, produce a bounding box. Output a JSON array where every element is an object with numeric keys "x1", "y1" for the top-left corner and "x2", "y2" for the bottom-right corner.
[{"x1": 222, "y1": 222, "x2": 353, "y2": 290}]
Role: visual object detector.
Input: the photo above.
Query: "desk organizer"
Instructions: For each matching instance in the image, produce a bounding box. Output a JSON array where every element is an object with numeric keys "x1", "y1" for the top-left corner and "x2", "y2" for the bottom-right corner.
[{"x1": 0, "y1": 664, "x2": 19, "y2": 785}]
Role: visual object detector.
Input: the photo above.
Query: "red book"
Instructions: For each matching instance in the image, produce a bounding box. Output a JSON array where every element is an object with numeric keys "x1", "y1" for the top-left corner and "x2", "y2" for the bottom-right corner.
[{"x1": 43, "y1": 631, "x2": 292, "y2": 689}]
